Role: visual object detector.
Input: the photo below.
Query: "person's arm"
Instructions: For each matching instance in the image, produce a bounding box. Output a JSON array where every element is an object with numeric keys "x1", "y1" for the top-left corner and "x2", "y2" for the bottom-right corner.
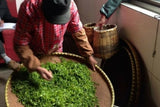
[
  {"x1": 100, "y1": 0, "x2": 123, "y2": 19},
  {"x1": 72, "y1": 28, "x2": 94, "y2": 57},
  {"x1": 97, "y1": 0, "x2": 129, "y2": 26},
  {"x1": 14, "y1": 45, "x2": 53, "y2": 80},
  {"x1": 14, "y1": 1, "x2": 52, "y2": 80},
  {"x1": 72, "y1": 28, "x2": 97, "y2": 71},
  {"x1": 68, "y1": 0, "x2": 97, "y2": 71}
]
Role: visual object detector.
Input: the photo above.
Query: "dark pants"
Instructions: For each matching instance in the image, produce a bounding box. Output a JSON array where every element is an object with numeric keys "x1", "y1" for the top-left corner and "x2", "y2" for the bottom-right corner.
[{"x1": 0, "y1": 40, "x2": 5, "y2": 54}]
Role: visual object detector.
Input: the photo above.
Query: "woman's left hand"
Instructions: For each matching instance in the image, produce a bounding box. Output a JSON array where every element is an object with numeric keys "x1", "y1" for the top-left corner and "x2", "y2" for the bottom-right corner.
[{"x1": 87, "y1": 55, "x2": 97, "y2": 71}]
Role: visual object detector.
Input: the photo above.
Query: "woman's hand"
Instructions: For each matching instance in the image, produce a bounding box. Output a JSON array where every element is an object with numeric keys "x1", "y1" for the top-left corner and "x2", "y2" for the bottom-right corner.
[
  {"x1": 36, "y1": 66, "x2": 53, "y2": 80},
  {"x1": 87, "y1": 55, "x2": 97, "y2": 71},
  {"x1": 96, "y1": 14, "x2": 108, "y2": 29}
]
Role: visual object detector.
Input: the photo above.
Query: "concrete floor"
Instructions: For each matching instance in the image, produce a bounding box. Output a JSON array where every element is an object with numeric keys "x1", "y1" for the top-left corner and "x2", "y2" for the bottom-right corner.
[{"x1": 0, "y1": 64, "x2": 13, "y2": 107}]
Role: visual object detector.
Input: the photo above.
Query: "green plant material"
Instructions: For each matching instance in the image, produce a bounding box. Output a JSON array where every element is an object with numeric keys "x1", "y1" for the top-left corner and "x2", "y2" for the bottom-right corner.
[{"x1": 11, "y1": 57, "x2": 99, "y2": 107}]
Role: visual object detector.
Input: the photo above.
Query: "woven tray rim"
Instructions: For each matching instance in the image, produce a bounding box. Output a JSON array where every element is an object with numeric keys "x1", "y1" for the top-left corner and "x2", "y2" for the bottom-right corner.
[
  {"x1": 5, "y1": 52, "x2": 115, "y2": 107},
  {"x1": 122, "y1": 39, "x2": 142, "y2": 105}
]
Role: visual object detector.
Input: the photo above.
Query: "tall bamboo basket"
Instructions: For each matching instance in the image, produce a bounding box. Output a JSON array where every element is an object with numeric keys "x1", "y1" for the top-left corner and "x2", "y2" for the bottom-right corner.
[
  {"x1": 84, "y1": 23, "x2": 96, "y2": 46},
  {"x1": 93, "y1": 24, "x2": 119, "y2": 59},
  {"x1": 5, "y1": 52, "x2": 115, "y2": 107}
]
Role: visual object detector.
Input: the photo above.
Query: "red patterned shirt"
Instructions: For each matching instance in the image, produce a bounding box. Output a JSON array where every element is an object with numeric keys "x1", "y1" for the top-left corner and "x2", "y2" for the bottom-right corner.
[{"x1": 14, "y1": 0, "x2": 82, "y2": 55}]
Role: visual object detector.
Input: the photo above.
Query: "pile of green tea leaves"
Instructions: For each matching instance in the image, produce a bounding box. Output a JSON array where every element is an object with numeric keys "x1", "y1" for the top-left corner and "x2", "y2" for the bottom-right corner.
[{"x1": 11, "y1": 57, "x2": 99, "y2": 107}]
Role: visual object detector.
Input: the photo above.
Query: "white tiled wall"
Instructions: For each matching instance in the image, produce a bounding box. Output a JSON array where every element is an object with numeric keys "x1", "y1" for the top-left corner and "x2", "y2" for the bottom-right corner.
[
  {"x1": 153, "y1": 20, "x2": 160, "y2": 80},
  {"x1": 118, "y1": 3, "x2": 158, "y2": 73},
  {"x1": 148, "y1": 71, "x2": 160, "y2": 106},
  {"x1": 152, "y1": 19, "x2": 160, "y2": 106},
  {"x1": 118, "y1": 3, "x2": 160, "y2": 106}
]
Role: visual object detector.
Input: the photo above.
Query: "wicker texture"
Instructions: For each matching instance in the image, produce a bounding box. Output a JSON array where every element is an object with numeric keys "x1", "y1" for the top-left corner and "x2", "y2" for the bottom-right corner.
[
  {"x1": 93, "y1": 24, "x2": 119, "y2": 59},
  {"x1": 5, "y1": 52, "x2": 115, "y2": 107},
  {"x1": 84, "y1": 23, "x2": 96, "y2": 46}
]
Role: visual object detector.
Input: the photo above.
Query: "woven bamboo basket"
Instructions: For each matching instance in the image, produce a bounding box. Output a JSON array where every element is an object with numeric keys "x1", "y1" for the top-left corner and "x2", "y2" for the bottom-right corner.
[
  {"x1": 84, "y1": 23, "x2": 96, "y2": 46},
  {"x1": 5, "y1": 52, "x2": 115, "y2": 107},
  {"x1": 93, "y1": 24, "x2": 119, "y2": 59}
]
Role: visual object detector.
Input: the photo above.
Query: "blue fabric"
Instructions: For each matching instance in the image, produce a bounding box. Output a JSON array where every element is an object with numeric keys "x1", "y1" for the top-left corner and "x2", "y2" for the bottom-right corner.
[{"x1": 100, "y1": 0, "x2": 130, "y2": 18}]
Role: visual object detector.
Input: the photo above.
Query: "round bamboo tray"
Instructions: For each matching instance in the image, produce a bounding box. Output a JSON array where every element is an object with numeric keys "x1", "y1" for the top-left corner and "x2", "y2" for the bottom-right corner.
[{"x1": 5, "y1": 52, "x2": 115, "y2": 107}]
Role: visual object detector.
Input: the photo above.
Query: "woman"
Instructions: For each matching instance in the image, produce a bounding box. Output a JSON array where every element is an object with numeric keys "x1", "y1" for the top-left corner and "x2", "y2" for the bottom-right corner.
[{"x1": 14, "y1": 0, "x2": 97, "y2": 80}]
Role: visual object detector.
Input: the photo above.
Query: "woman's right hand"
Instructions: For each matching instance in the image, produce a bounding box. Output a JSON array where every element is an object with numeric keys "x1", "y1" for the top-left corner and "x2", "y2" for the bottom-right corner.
[
  {"x1": 36, "y1": 66, "x2": 53, "y2": 80},
  {"x1": 96, "y1": 14, "x2": 108, "y2": 29}
]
